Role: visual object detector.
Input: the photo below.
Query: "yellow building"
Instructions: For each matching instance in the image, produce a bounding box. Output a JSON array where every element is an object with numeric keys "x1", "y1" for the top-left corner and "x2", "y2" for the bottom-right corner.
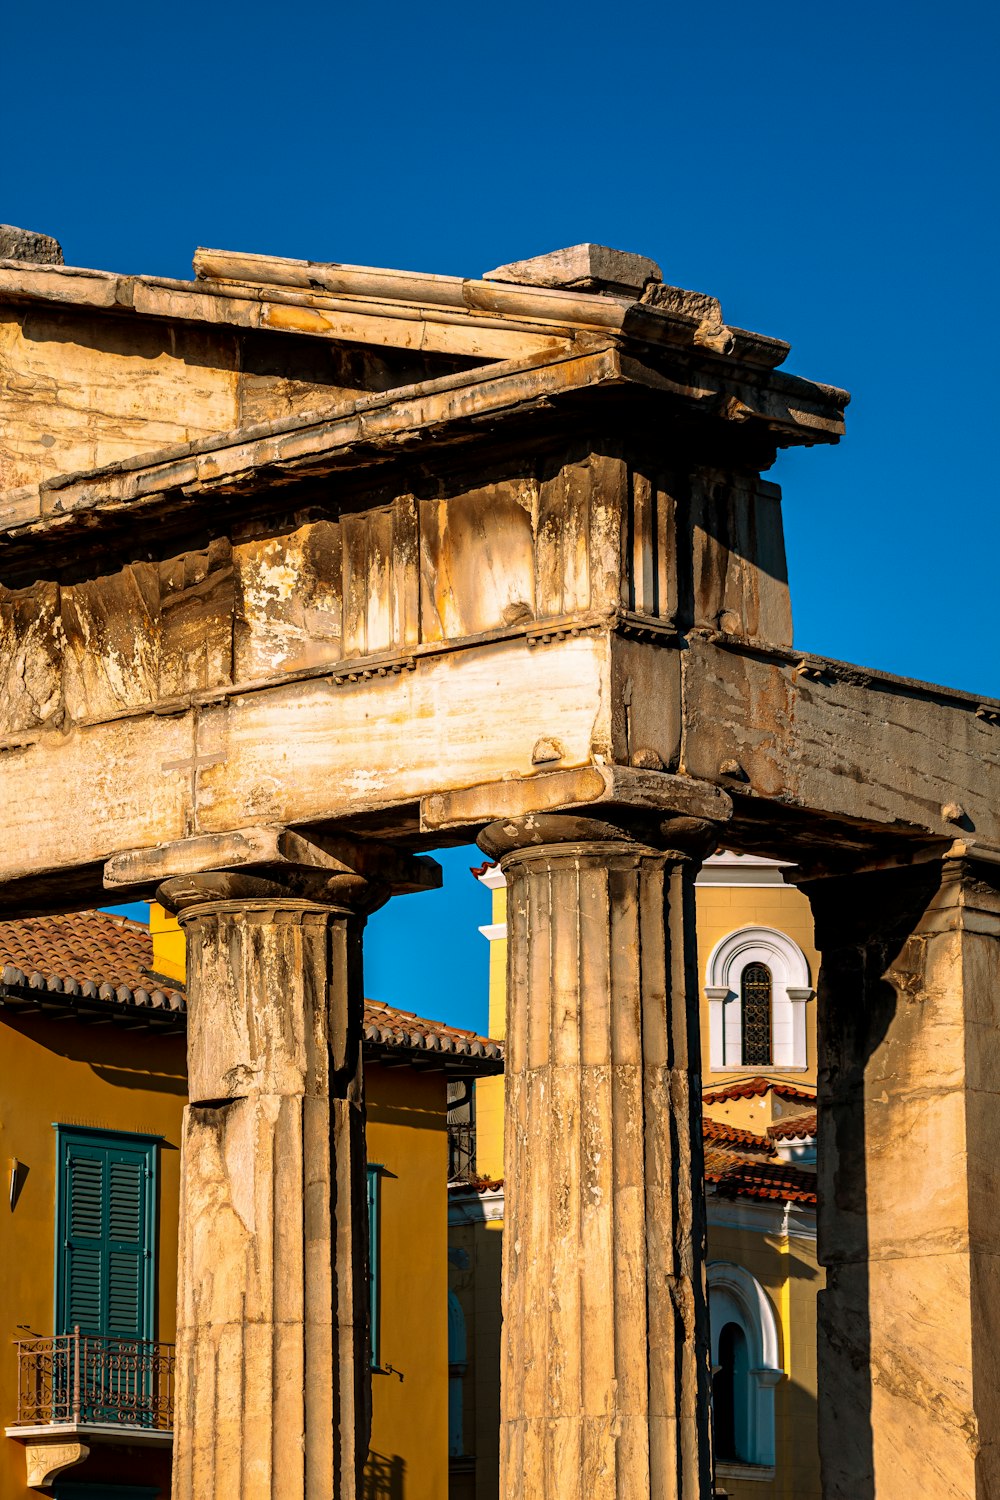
[
  {"x1": 0, "y1": 907, "x2": 502, "y2": 1500},
  {"x1": 451, "y1": 851, "x2": 821, "y2": 1500}
]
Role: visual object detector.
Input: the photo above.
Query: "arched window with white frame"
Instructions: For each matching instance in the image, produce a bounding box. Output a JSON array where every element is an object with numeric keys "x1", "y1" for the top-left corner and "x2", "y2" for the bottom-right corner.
[
  {"x1": 708, "y1": 1261, "x2": 784, "y2": 1472},
  {"x1": 704, "y1": 926, "x2": 814, "y2": 1071}
]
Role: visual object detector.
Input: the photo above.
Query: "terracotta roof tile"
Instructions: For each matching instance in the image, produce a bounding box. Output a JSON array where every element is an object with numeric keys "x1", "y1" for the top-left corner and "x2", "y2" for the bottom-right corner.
[
  {"x1": 0, "y1": 910, "x2": 503, "y2": 1069},
  {"x1": 362, "y1": 999, "x2": 503, "y2": 1067},
  {"x1": 0, "y1": 910, "x2": 185, "y2": 1016},
  {"x1": 701, "y1": 1075, "x2": 816, "y2": 1105},
  {"x1": 709, "y1": 1158, "x2": 817, "y2": 1205},
  {"x1": 703, "y1": 1118, "x2": 774, "y2": 1154},
  {"x1": 768, "y1": 1111, "x2": 817, "y2": 1142}
]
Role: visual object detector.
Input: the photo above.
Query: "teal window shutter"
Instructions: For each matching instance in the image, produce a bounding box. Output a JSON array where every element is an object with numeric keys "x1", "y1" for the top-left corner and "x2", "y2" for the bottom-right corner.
[
  {"x1": 56, "y1": 1129, "x2": 156, "y2": 1343},
  {"x1": 366, "y1": 1164, "x2": 382, "y2": 1371}
]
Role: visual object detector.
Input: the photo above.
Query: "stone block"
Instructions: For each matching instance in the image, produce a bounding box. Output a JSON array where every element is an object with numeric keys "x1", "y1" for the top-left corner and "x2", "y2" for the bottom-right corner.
[
  {"x1": 0, "y1": 224, "x2": 63, "y2": 264},
  {"x1": 482, "y1": 243, "x2": 661, "y2": 295}
]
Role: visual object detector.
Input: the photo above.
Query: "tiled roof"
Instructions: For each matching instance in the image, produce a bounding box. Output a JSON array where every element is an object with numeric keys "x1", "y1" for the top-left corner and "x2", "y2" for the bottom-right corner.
[
  {"x1": 362, "y1": 1000, "x2": 504, "y2": 1071},
  {"x1": 768, "y1": 1111, "x2": 817, "y2": 1142},
  {"x1": 703, "y1": 1118, "x2": 774, "y2": 1153},
  {"x1": 469, "y1": 860, "x2": 498, "y2": 880},
  {"x1": 702, "y1": 1075, "x2": 816, "y2": 1106},
  {"x1": 0, "y1": 910, "x2": 503, "y2": 1071},
  {"x1": 708, "y1": 1157, "x2": 817, "y2": 1205},
  {"x1": 0, "y1": 910, "x2": 185, "y2": 1023}
]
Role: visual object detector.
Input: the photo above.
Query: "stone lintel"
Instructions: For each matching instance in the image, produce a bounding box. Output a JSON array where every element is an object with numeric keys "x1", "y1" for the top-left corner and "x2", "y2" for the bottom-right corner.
[
  {"x1": 482, "y1": 242, "x2": 662, "y2": 296},
  {"x1": 784, "y1": 837, "x2": 1000, "y2": 886},
  {"x1": 420, "y1": 764, "x2": 733, "y2": 839},
  {"x1": 104, "y1": 825, "x2": 441, "y2": 899}
]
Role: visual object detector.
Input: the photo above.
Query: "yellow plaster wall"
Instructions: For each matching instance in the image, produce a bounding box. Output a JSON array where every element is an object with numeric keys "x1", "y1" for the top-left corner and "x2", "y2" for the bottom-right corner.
[
  {"x1": 0, "y1": 1010, "x2": 187, "y2": 1497},
  {"x1": 149, "y1": 901, "x2": 186, "y2": 984},
  {"x1": 707, "y1": 1221, "x2": 821, "y2": 1500},
  {"x1": 366, "y1": 1064, "x2": 450, "y2": 1500}
]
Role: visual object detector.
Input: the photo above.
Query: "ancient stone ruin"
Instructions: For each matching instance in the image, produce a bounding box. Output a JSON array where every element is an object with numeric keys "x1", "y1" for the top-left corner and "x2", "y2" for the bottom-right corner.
[{"x1": 0, "y1": 230, "x2": 996, "y2": 1499}]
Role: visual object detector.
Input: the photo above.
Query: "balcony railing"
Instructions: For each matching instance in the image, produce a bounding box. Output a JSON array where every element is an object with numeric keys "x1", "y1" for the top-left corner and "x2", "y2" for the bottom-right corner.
[
  {"x1": 448, "y1": 1121, "x2": 476, "y2": 1182},
  {"x1": 12, "y1": 1330, "x2": 175, "y2": 1432}
]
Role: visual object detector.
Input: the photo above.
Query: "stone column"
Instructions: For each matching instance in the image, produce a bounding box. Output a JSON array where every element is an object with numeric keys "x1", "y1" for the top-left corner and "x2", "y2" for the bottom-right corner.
[
  {"x1": 801, "y1": 853, "x2": 1000, "y2": 1500},
  {"x1": 160, "y1": 865, "x2": 384, "y2": 1500},
  {"x1": 478, "y1": 813, "x2": 715, "y2": 1500}
]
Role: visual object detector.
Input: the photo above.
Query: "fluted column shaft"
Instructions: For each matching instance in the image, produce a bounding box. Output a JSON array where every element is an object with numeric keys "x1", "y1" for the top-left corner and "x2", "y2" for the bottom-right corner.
[
  {"x1": 490, "y1": 822, "x2": 713, "y2": 1500},
  {"x1": 166, "y1": 891, "x2": 370, "y2": 1500}
]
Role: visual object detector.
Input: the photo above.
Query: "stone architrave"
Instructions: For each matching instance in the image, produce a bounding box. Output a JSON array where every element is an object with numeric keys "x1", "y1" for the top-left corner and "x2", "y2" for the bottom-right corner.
[
  {"x1": 801, "y1": 853, "x2": 1000, "y2": 1500},
  {"x1": 156, "y1": 836, "x2": 438, "y2": 1500},
  {"x1": 478, "y1": 811, "x2": 718, "y2": 1500}
]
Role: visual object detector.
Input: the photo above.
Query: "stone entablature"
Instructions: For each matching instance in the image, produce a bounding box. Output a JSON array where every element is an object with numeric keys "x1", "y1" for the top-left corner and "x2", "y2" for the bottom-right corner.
[{"x1": 0, "y1": 235, "x2": 998, "y2": 1500}]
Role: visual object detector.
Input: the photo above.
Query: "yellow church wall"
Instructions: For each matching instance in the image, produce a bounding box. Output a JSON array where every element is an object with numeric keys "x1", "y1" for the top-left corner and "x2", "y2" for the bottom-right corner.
[
  {"x1": 708, "y1": 1220, "x2": 822, "y2": 1500},
  {"x1": 449, "y1": 1210, "x2": 822, "y2": 1500},
  {"x1": 366, "y1": 1063, "x2": 450, "y2": 1500},
  {"x1": 0, "y1": 1008, "x2": 187, "y2": 1497},
  {"x1": 695, "y1": 882, "x2": 819, "y2": 1088}
]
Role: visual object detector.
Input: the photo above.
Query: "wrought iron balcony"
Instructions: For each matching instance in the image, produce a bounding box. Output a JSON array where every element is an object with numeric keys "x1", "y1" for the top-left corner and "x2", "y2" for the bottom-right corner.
[
  {"x1": 448, "y1": 1121, "x2": 476, "y2": 1183},
  {"x1": 11, "y1": 1329, "x2": 175, "y2": 1435}
]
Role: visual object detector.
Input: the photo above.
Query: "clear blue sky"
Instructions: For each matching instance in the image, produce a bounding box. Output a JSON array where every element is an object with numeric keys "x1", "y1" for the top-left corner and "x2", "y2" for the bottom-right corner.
[{"x1": 19, "y1": 0, "x2": 995, "y2": 1033}]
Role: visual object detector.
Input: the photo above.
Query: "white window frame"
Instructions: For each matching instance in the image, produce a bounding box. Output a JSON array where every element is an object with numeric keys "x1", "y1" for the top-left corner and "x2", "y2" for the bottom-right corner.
[
  {"x1": 708, "y1": 1261, "x2": 784, "y2": 1472},
  {"x1": 704, "y1": 926, "x2": 813, "y2": 1070}
]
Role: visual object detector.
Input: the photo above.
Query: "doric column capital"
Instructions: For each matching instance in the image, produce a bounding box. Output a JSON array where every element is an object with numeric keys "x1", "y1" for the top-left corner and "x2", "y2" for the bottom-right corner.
[
  {"x1": 159, "y1": 871, "x2": 380, "y2": 923},
  {"x1": 104, "y1": 824, "x2": 440, "y2": 920},
  {"x1": 477, "y1": 807, "x2": 721, "y2": 867}
]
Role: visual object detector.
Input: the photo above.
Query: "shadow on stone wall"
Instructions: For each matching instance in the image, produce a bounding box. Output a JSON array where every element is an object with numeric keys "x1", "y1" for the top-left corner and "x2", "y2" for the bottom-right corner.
[{"x1": 811, "y1": 861, "x2": 941, "y2": 1500}]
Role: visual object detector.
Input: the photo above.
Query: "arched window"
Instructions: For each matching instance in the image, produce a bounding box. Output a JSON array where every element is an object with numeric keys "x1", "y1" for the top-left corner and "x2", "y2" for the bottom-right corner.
[
  {"x1": 704, "y1": 927, "x2": 814, "y2": 1070},
  {"x1": 708, "y1": 1263, "x2": 784, "y2": 1472},
  {"x1": 740, "y1": 963, "x2": 772, "y2": 1066},
  {"x1": 713, "y1": 1321, "x2": 749, "y2": 1460}
]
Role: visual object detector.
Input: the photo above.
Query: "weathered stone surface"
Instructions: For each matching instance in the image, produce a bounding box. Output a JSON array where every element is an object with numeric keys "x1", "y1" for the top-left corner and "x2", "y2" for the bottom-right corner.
[
  {"x1": 481, "y1": 815, "x2": 713, "y2": 1500},
  {"x1": 106, "y1": 826, "x2": 441, "y2": 896},
  {"x1": 0, "y1": 224, "x2": 63, "y2": 264},
  {"x1": 1, "y1": 236, "x2": 998, "y2": 1500},
  {"x1": 482, "y1": 242, "x2": 662, "y2": 295},
  {"x1": 162, "y1": 876, "x2": 378, "y2": 1500},
  {"x1": 421, "y1": 764, "x2": 732, "y2": 835},
  {"x1": 804, "y1": 856, "x2": 1000, "y2": 1500},
  {"x1": 681, "y1": 635, "x2": 1000, "y2": 854}
]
